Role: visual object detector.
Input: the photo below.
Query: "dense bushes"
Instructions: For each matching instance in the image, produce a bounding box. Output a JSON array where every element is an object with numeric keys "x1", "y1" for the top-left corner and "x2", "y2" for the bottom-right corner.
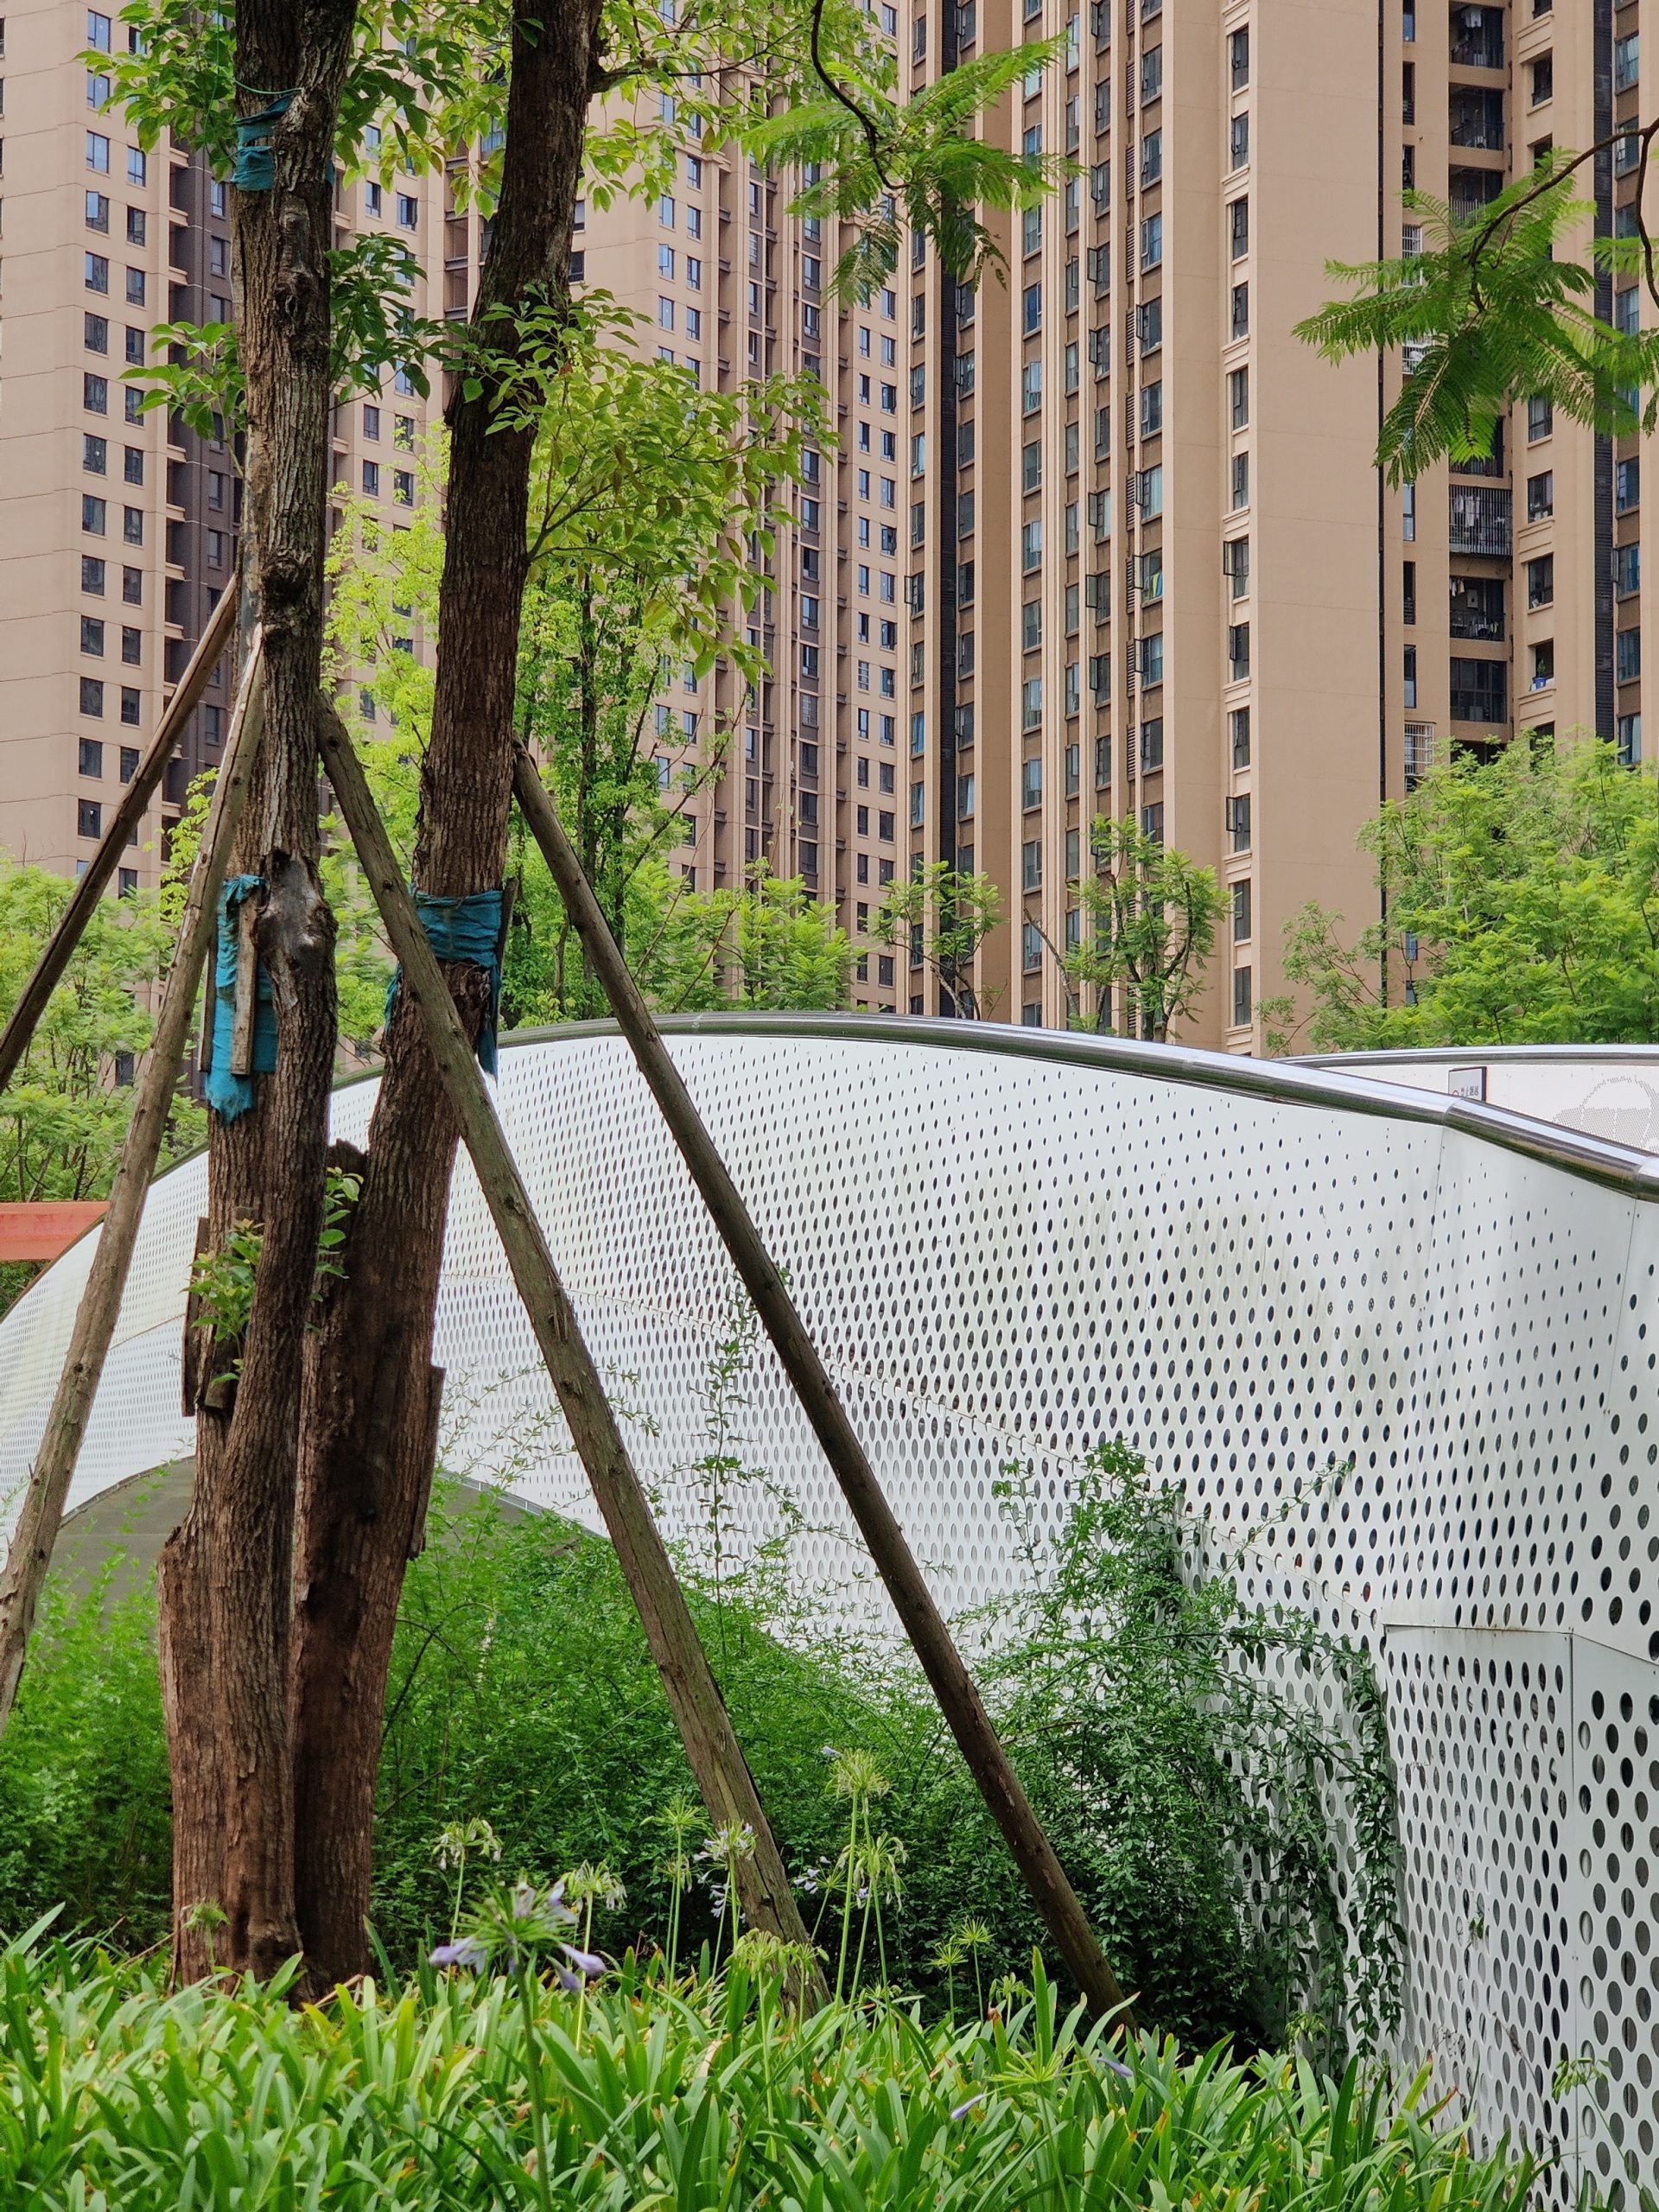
[
  {"x1": 0, "y1": 1933, "x2": 1535, "y2": 2212},
  {"x1": 0, "y1": 1446, "x2": 1399, "y2": 2055}
]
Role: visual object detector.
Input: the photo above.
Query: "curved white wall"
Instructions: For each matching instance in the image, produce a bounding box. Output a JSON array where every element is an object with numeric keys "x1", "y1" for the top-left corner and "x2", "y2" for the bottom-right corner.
[{"x1": 4, "y1": 1016, "x2": 1659, "y2": 2193}]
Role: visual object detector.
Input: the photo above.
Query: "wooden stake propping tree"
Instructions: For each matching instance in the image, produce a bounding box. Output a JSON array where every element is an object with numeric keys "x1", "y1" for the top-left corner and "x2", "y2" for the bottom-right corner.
[
  {"x1": 509, "y1": 746, "x2": 1132, "y2": 2024},
  {"x1": 0, "y1": 638, "x2": 268, "y2": 1735},
  {"x1": 0, "y1": 589, "x2": 238, "y2": 1096},
  {"x1": 315, "y1": 697, "x2": 825, "y2": 2001}
]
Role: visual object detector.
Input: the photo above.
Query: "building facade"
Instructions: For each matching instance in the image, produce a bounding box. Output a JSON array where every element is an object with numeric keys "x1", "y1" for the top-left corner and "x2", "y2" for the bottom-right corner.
[{"x1": 1, "y1": 0, "x2": 1646, "y2": 1043}]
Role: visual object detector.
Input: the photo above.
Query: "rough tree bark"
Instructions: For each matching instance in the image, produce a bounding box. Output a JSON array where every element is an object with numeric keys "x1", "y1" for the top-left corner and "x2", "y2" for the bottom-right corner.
[
  {"x1": 289, "y1": 0, "x2": 602, "y2": 1984},
  {"x1": 158, "y1": 0, "x2": 353, "y2": 1984}
]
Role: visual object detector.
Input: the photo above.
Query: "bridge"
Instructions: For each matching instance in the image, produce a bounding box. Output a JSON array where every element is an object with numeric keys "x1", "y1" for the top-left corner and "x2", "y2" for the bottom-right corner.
[{"x1": 3, "y1": 1016, "x2": 1658, "y2": 2194}]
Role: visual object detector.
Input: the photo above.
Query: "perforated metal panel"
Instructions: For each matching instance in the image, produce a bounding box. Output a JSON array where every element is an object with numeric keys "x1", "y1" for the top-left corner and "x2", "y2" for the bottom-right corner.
[{"x1": 4, "y1": 1016, "x2": 1659, "y2": 2189}]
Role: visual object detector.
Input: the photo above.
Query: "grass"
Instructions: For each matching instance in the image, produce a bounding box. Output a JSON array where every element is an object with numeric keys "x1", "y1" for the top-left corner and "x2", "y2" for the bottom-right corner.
[{"x1": 0, "y1": 1928, "x2": 1536, "y2": 2212}]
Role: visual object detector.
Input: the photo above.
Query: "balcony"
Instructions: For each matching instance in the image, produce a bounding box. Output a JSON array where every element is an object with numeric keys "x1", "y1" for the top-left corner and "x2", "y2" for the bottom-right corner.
[
  {"x1": 1449, "y1": 7, "x2": 1504, "y2": 69},
  {"x1": 1449, "y1": 656, "x2": 1508, "y2": 725},
  {"x1": 1448, "y1": 484, "x2": 1512, "y2": 555},
  {"x1": 1449, "y1": 88, "x2": 1505, "y2": 149}
]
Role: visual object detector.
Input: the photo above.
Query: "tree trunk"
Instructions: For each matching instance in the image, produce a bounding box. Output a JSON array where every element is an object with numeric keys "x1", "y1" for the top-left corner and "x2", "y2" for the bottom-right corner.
[
  {"x1": 289, "y1": 0, "x2": 600, "y2": 1986},
  {"x1": 158, "y1": 1, "x2": 353, "y2": 1984}
]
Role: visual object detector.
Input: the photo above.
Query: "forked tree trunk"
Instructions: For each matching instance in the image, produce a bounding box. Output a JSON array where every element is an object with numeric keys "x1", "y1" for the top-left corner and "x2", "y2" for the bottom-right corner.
[
  {"x1": 289, "y1": 0, "x2": 601, "y2": 1985},
  {"x1": 158, "y1": 1, "x2": 353, "y2": 1985}
]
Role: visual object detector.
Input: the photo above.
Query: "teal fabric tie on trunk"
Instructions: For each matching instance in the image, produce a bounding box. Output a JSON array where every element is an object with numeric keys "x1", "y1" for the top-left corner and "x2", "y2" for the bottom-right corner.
[
  {"x1": 385, "y1": 888, "x2": 507, "y2": 1074},
  {"x1": 232, "y1": 92, "x2": 296, "y2": 192},
  {"x1": 205, "y1": 874, "x2": 277, "y2": 1122}
]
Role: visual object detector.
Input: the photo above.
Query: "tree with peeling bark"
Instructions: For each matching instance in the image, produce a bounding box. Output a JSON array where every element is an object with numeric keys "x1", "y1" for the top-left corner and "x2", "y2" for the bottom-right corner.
[{"x1": 110, "y1": 0, "x2": 1062, "y2": 1988}]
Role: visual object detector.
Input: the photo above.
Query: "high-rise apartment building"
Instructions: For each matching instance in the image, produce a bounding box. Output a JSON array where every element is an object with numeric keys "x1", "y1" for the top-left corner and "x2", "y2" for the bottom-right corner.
[
  {"x1": 5, "y1": 0, "x2": 1644, "y2": 1046},
  {"x1": 905, "y1": 0, "x2": 1638, "y2": 1048},
  {"x1": 1, "y1": 3, "x2": 912, "y2": 1014}
]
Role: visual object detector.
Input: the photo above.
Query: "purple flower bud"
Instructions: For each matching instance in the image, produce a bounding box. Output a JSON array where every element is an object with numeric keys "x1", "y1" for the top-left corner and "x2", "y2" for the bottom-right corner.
[
  {"x1": 950, "y1": 2093, "x2": 986, "y2": 2121},
  {"x1": 429, "y1": 1937, "x2": 488, "y2": 1974},
  {"x1": 561, "y1": 1943, "x2": 606, "y2": 1979}
]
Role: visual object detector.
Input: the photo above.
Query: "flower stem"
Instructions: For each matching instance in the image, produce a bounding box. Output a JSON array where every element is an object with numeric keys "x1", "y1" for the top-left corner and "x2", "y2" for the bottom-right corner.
[{"x1": 516, "y1": 1962, "x2": 556, "y2": 2212}]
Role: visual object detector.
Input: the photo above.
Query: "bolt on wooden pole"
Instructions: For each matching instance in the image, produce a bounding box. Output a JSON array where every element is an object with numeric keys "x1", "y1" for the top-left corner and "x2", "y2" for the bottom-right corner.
[
  {"x1": 0, "y1": 588, "x2": 238, "y2": 1098},
  {"x1": 510, "y1": 743, "x2": 1131, "y2": 2023},
  {"x1": 315, "y1": 699, "x2": 825, "y2": 1999},
  {"x1": 0, "y1": 636, "x2": 267, "y2": 1737}
]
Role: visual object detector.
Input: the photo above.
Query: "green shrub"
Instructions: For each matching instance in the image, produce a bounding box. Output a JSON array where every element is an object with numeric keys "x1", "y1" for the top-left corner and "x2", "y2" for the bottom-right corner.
[
  {"x1": 0, "y1": 1930, "x2": 1536, "y2": 2212},
  {"x1": 0, "y1": 1446, "x2": 1400, "y2": 2056}
]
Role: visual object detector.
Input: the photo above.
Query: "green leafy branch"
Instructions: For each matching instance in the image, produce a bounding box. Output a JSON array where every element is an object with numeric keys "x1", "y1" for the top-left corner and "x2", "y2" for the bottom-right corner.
[{"x1": 1298, "y1": 150, "x2": 1659, "y2": 481}]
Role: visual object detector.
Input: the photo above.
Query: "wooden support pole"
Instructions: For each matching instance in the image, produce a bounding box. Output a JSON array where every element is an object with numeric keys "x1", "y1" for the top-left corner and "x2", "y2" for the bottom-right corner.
[
  {"x1": 0, "y1": 637, "x2": 267, "y2": 1736},
  {"x1": 315, "y1": 699, "x2": 825, "y2": 1998},
  {"x1": 510, "y1": 743, "x2": 1132, "y2": 2024},
  {"x1": 0, "y1": 588, "x2": 238, "y2": 1098}
]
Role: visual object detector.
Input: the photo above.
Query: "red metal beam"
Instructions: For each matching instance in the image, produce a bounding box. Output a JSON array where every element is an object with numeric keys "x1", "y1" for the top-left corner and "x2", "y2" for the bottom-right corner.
[{"x1": 0, "y1": 1205, "x2": 107, "y2": 1263}]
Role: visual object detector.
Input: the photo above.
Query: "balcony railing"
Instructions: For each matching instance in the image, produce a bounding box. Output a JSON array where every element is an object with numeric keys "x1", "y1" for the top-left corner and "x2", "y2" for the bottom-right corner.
[
  {"x1": 1449, "y1": 485, "x2": 1512, "y2": 555},
  {"x1": 1449, "y1": 91, "x2": 1505, "y2": 149},
  {"x1": 1450, "y1": 10, "x2": 1504, "y2": 68}
]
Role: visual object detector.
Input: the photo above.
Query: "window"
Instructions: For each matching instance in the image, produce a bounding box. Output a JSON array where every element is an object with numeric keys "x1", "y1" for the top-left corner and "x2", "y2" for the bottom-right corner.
[
  {"x1": 85, "y1": 312, "x2": 109, "y2": 353},
  {"x1": 1617, "y1": 458, "x2": 1640, "y2": 512},
  {"x1": 1022, "y1": 682, "x2": 1044, "y2": 734},
  {"x1": 1022, "y1": 840, "x2": 1042, "y2": 890},
  {"x1": 126, "y1": 146, "x2": 145, "y2": 185},
  {"x1": 1229, "y1": 366, "x2": 1249, "y2": 429},
  {"x1": 1530, "y1": 639, "x2": 1554, "y2": 690},
  {"x1": 1617, "y1": 285, "x2": 1640, "y2": 336},
  {"x1": 1021, "y1": 518, "x2": 1044, "y2": 571},
  {"x1": 1022, "y1": 282, "x2": 1042, "y2": 334},
  {"x1": 122, "y1": 566, "x2": 141, "y2": 604},
  {"x1": 1021, "y1": 440, "x2": 1041, "y2": 493},
  {"x1": 86, "y1": 189, "x2": 111, "y2": 231},
  {"x1": 124, "y1": 266, "x2": 144, "y2": 306},
  {"x1": 1141, "y1": 130, "x2": 1163, "y2": 189},
  {"x1": 1614, "y1": 543, "x2": 1639, "y2": 598},
  {"x1": 86, "y1": 130, "x2": 110, "y2": 172},
  {"x1": 1224, "y1": 537, "x2": 1250, "y2": 598},
  {"x1": 1138, "y1": 463, "x2": 1163, "y2": 517},
  {"x1": 1230, "y1": 283, "x2": 1249, "y2": 339},
  {"x1": 82, "y1": 494, "x2": 107, "y2": 534},
  {"x1": 1139, "y1": 296, "x2": 1163, "y2": 353},
  {"x1": 78, "y1": 799, "x2": 103, "y2": 839},
  {"x1": 1618, "y1": 712, "x2": 1643, "y2": 766},
  {"x1": 1225, "y1": 793, "x2": 1251, "y2": 851},
  {"x1": 123, "y1": 446, "x2": 143, "y2": 486},
  {"x1": 85, "y1": 251, "x2": 109, "y2": 293},
  {"x1": 1142, "y1": 803, "x2": 1165, "y2": 842},
  {"x1": 121, "y1": 687, "x2": 140, "y2": 724},
  {"x1": 1230, "y1": 706, "x2": 1251, "y2": 767},
  {"x1": 79, "y1": 677, "x2": 105, "y2": 717},
  {"x1": 363, "y1": 459, "x2": 380, "y2": 496},
  {"x1": 1615, "y1": 34, "x2": 1638, "y2": 92},
  {"x1": 1022, "y1": 921, "x2": 1044, "y2": 976},
  {"x1": 1231, "y1": 452, "x2": 1249, "y2": 510},
  {"x1": 1528, "y1": 470, "x2": 1554, "y2": 520},
  {"x1": 82, "y1": 556, "x2": 107, "y2": 595},
  {"x1": 1531, "y1": 52, "x2": 1554, "y2": 105},
  {"x1": 1528, "y1": 393, "x2": 1553, "y2": 442},
  {"x1": 1402, "y1": 644, "x2": 1418, "y2": 709},
  {"x1": 1022, "y1": 359, "x2": 1043, "y2": 413},
  {"x1": 1141, "y1": 212, "x2": 1162, "y2": 269},
  {"x1": 1232, "y1": 966, "x2": 1253, "y2": 1027},
  {"x1": 124, "y1": 327, "x2": 144, "y2": 365},
  {"x1": 79, "y1": 736, "x2": 104, "y2": 777},
  {"x1": 83, "y1": 433, "x2": 107, "y2": 475},
  {"x1": 1229, "y1": 197, "x2": 1249, "y2": 257},
  {"x1": 1618, "y1": 627, "x2": 1643, "y2": 683},
  {"x1": 1141, "y1": 44, "x2": 1161, "y2": 99},
  {"x1": 1230, "y1": 111, "x2": 1249, "y2": 169},
  {"x1": 121, "y1": 625, "x2": 140, "y2": 663},
  {"x1": 1449, "y1": 655, "x2": 1508, "y2": 721},
  {"x1": 1141, "y1": 381, "x2": 1163, "y2": 435},
  {"x1": 1228, "y1": 623, "x2": 1250, "y2": 680},
  {"x1": 1402, "y1": 481, "x2": 1416, "y2": 540},
  {"x1": 79, "y1": 615, "x2": 105, "y2": 656},
  {"x1": 1140, "y1": 718, "x2": 1165, "y2": 771},
  {"x1": 1230, "y1": 27, "x2": 1249, "y2": 89},
  {"x1": 1141, "y1": 632, "x2": 1164, "y2": 685},
  {"x1": 1529, "y1": 553, "x2": 1556, "y2": 607}
]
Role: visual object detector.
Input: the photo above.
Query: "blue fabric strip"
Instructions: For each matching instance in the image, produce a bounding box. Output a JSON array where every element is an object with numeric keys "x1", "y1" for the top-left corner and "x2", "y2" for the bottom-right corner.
[
  {"x1": 205, "y1": 874, "x2": 277, "y2": 1122},
  {"x1": 232, "y1": 93, "x2": 296, "y2": 193},
  {"x1": 385, "y1": 887, "x2": 507, "y2": 1074}
]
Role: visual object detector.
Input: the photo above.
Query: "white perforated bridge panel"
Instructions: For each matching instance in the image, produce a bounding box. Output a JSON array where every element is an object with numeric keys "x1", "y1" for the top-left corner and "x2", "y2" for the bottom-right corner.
[{"x1": 4, "y1": 1017, "x2": 1659, "y2": 2190}]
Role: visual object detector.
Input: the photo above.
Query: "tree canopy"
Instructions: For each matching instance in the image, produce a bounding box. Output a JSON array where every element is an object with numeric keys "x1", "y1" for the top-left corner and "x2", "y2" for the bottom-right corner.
[{"x1": 1263, "y1": 738, "x2": 1659, "y2": 1052}]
